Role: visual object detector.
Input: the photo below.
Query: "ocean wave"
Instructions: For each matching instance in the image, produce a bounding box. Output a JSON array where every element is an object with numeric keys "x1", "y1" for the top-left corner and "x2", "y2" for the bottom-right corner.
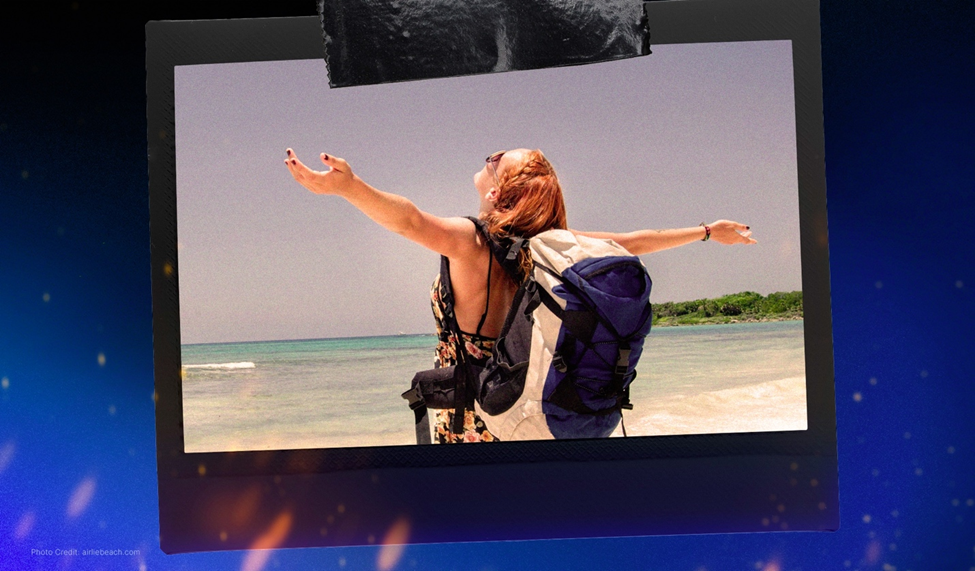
[{"x1": 183, "y1": 362, "x2": 256, "y2": 370}]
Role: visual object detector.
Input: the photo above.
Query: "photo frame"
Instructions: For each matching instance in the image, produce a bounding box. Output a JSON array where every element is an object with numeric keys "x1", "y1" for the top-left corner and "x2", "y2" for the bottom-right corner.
[{"x1": 148, "y1": 0, "x2": 836, "y2": 553}]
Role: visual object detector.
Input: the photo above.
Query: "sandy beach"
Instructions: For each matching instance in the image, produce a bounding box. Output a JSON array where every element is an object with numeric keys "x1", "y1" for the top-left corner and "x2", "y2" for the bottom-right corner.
[{"x1": 615, "y1": 376, "x2": 807, "y2": 437}]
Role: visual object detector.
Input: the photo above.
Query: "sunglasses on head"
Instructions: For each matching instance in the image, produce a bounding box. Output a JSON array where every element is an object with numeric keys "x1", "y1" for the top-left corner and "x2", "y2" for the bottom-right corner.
[{"x1": 486, "y1": 150, "x2": 506, "y2": 187}]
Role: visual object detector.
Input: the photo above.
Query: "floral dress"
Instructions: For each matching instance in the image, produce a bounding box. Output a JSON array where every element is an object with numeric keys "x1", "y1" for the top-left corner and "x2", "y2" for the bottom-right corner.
[{"x1": 430, "y1": 273, "x2": 498, "y2": 443}]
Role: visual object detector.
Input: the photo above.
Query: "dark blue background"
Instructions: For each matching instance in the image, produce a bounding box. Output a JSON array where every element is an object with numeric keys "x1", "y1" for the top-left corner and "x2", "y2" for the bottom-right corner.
[{"x1": 1, "y1": 1, "x2": 972, "y2": 569}]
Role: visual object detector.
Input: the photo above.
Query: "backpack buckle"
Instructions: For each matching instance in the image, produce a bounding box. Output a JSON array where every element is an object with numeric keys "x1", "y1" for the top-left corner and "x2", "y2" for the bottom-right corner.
[
  {"x1": 552, "y1": 352, "x2": 567, "y2": 373},
  {"x1": 615, "y1": 347, "x2": 632, "y2": 376},
  {"x1": 401, "y1": 386, "x2": 425, "y2": 410}
]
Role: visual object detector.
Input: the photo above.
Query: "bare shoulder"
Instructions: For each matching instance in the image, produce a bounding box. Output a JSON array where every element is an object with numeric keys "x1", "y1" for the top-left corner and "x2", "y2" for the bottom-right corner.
[
  {"x1": 405, "y1": 213, "x2": 482, "y2": 259},
  {"x1": 441, "y1": 216, "x2": 488, "y2": 265}
]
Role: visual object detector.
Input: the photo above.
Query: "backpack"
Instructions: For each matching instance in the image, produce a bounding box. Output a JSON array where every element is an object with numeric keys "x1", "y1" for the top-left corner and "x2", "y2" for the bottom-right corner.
[{"x1": 402, "y1": 217, "x2": 653, "y2": 443}]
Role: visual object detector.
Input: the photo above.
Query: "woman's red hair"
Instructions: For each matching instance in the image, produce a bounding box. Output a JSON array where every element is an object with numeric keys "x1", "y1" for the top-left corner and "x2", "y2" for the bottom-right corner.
[{"x1": 481, "y1": 149, "x2": 567, "y2": 279}]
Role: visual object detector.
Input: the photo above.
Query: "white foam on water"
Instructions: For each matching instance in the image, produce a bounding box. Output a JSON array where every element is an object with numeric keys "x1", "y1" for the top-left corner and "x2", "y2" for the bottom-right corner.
[
  {"x1": 183, "y1": 361, "x2": 256, "y2": 370},
  {"x1": 613, "y1": 376, "x2": 807, "y2": 437}
]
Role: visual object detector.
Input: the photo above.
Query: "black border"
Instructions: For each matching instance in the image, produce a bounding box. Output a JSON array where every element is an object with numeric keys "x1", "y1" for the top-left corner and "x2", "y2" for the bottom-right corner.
[{"x1": 149, "y1": 0, "x2": 836, "y2": 553}]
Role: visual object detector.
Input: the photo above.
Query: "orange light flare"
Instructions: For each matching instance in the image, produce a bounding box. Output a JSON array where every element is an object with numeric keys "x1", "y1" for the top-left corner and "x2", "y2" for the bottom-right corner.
[
  {"x1": 202, "y1": 486, "x2": 264, "y2": 537},
  {"x1": 240, "y1": 510, "x2": 293, "y2": 571},
  {"x1": 231, "y1": 486, "x2": 263, "y2": 527},
  {"x1": 760, "y1": 559, "x2": 782, "y2": 571},
  {"x1": 377, "y1": 516, "x2": 411, "y2": 571},
  {"x1": 66, "y1": 476, "x2": 97, "y2": 519}
]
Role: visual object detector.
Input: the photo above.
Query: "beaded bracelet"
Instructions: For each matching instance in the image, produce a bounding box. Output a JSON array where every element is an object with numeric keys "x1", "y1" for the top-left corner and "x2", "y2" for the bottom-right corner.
[{"x1": 699, "y1": 222, "x2": 711, "y2": 241}]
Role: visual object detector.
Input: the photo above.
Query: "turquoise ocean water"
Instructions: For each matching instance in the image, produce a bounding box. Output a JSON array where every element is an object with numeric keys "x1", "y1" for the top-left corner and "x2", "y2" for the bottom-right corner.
[{"x1": 181, "y1": 320, "x2": 806, "y2": 452}]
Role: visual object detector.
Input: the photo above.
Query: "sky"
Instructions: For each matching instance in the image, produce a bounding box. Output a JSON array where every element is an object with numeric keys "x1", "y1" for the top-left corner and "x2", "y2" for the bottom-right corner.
[{"x1": 174, "y1": 40, "x2": 800, "y2": 344}]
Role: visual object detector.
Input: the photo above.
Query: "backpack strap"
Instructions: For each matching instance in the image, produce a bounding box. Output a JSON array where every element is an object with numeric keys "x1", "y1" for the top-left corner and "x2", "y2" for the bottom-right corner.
[
  {"x1": 475, "y1": 244, "x2": 491, "y2": 337},
  {"x1": 430, "y1": 219, "x2": 500, "y2": 437},
  {"x1": 465, "y1": 216, "x2": 527, "y2": 283},
  {"x1": 400, "y1": 254, "x2": 473, "y2": 440},
  {"x1": 440, "y1": 255, "x2": 473, "y2": 435}
]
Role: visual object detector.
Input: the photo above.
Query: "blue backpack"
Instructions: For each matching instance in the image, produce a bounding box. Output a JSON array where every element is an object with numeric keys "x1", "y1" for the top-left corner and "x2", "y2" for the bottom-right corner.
[{"x1": 403, "y1": 217, "x2": 653, "y2": 442}]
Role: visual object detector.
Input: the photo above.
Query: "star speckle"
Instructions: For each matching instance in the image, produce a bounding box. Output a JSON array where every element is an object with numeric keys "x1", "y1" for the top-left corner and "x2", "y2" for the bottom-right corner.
[
  {"x1": 42, "y1": 292, "x2": 50, "y2": 302},
  {"x1": 863, "y1": 514, "x2": 872, "y2": 523},
  {"x1": 97, "y1": 353, "x2": 106, "y2": 366},
  {"x1": 1, "y1": 377, "x2": 8, "y2": 390},
  {"x1": 14, "y1": 511, "x2": 35, "y2": 540},
  {"x1": 0, "y1": 441, "x2": 14, "y2": 474},
  {"x1": 869, "y1": 377, "x2": 877, "y2": 385},
  {"x1": 66, "y1": 477, "x2": 97, "y2": 518},
  {"x1": 853, "y1": 392, "x2": 863, "y2": 402}
]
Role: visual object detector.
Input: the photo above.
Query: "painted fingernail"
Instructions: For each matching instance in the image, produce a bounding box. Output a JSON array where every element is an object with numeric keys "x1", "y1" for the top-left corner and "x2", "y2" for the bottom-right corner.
[
  {"x1": 746, "y1": 226, "x2": 750, "y2": 230},
  {"x1": 286, "y1": 149, "x2": 291, "y2": 155},
  {"x1": 291, "y1": 159, "x2": 296, "y2": 165},
  {"x1": 323, "y1": 154, "x2": 329, "y2": 160}
]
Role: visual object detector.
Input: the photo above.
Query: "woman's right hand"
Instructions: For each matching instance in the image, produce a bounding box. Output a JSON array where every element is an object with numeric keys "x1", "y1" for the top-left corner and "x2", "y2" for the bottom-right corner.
[
  {"x1": 284, "y1": 148, "x2": 355, "y2": 196},
  {"x1": 708, "y1": 220, "x2": 757, "y2": 245}
]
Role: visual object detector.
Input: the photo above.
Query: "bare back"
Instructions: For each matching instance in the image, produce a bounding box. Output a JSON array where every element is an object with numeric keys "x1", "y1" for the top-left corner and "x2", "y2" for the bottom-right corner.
[{"x1": 446, "y1": 223, "x2": 518, "y2": 338}]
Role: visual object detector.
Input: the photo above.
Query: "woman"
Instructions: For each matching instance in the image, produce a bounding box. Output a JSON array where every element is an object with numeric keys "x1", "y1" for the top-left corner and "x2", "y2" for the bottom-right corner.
[{"x1": 284, "y1": 147, "x2": 756, "y2": 443}]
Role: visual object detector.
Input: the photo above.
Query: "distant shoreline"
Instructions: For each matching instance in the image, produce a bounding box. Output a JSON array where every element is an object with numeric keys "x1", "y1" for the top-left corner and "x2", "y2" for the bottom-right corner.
[
  {"x1": 653, "y1": 313, "x2": 803, "y2": 327},
  {"x1": 651, "y1": 291, "x2": 803, "y2": 327}
]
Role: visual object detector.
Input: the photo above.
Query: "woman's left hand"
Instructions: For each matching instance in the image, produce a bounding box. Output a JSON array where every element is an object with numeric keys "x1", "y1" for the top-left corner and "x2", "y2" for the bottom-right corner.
[
  {"x1": 708, "y1": 220, "x2": 757, "y2": 245},
  {"x1": 284, "y1": 148, "x2": 355, "y2": 196}
]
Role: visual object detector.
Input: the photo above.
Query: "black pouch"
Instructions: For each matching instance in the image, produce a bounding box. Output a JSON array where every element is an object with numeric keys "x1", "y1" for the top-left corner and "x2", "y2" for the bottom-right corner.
[{"x1": 402, "y1": 365, "x2": 472, "y2": 444}]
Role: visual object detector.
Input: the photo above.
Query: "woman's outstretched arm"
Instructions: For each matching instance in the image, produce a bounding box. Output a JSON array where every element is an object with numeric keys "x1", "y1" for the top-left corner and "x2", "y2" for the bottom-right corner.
[
  {"x1": 285, "y1": 148, "x2": 479, "y2": 259},
  {"x1": 573, "y1": 221, "x2": 756, "y2": 255}
]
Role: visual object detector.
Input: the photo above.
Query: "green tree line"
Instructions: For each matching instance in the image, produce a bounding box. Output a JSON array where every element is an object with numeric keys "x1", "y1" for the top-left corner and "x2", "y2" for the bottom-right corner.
[{"x1": 652, "y1": 291, "x2": 802, "y2": 326}]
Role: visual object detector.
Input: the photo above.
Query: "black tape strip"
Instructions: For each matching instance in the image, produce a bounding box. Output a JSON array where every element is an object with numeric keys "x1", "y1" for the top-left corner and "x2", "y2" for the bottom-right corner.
[{"x1": 318, "y1": 0, "x2": 651, "y2": 87}]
